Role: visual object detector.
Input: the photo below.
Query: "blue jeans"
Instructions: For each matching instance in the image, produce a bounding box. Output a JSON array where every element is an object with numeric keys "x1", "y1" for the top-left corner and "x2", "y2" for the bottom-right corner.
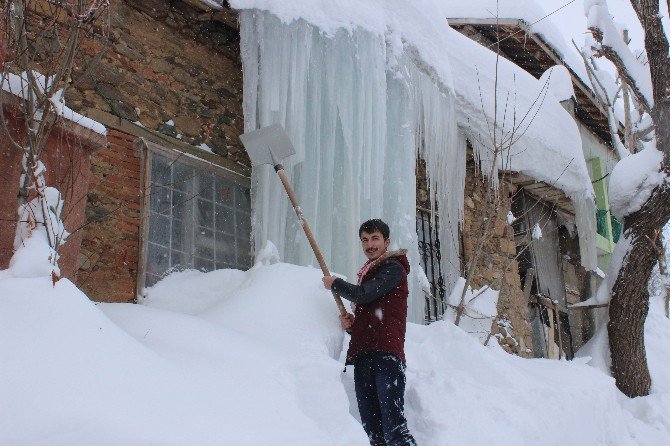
[{"x1": 353, "y1": 352, "x2": 417, "y2": 446}]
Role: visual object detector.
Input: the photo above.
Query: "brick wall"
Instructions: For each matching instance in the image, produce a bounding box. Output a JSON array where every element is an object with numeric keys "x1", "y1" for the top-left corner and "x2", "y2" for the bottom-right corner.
[
  {"x1": 77, "y1": 129, "x2": 142, "y2": 302},
  {"x1": 0, "y1": 110, "x2": 104, "y2": 280}
]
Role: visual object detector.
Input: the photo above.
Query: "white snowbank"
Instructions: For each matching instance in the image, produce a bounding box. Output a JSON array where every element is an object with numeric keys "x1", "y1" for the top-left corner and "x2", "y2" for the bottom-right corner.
[
  {"x1": 2, "y1": 262, "x2": 670, "y2": 445},
  {"x1": 445, "y1": 277, "x2": 499, "y2": 343}
]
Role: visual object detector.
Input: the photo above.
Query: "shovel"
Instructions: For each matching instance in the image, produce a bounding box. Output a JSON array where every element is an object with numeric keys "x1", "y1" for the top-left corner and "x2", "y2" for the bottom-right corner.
[{"x1": 240, "y1": 124, "x2": 348, "y2": 317}]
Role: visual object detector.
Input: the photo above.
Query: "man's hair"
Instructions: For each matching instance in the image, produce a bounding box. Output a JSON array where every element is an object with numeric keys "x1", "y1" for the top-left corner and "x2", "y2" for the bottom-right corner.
[{"x1": 359, "y1": 219, "x2": 390, "y2": 240}]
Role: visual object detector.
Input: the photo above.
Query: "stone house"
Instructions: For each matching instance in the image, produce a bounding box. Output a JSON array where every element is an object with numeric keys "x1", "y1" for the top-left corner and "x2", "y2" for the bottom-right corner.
[
  {"x1": 3, "y1": 1, "x2": 620, "y2": 359},
  {"x1": 446, "y1": 17, "x2": 621, "y2": 356}
]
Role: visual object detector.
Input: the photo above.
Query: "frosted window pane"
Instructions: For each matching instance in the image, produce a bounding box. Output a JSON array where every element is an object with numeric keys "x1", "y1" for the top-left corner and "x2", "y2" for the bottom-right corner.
[
  {"x1": 215, "y1": 205, "x2": 235, "y2": 235},
  {"x1": 151, "y1": 155, "x2": 171, "y2": 186},
  {"x1": 196, "y1": 171, "x2": 214, "y2": 201},
  {"x1": 173, "y1": 163, "x2": 194, "y2": 192},
  {"x1": 195, "y1": 227, "x2": 215, "y2": 259},
  {"x1": 235, "y1": 185, "x2": 250, "y2": 209},
  {"x1": 147, "y1": 242, "x2": 169, "y2": 277},
  {"x1": 149, "y1": 214, "x2": 170, "y2": 246},
  {"x1": 145, "y1": 151, "x2": 253, "y2": 288},
  {"x1": 216, "y1": 177, "x2": 235, "y2": 206},
  {"x1": 194, "y1": 257, "x2": 215, "y2": 271},
  {"x1": 196, "y1": 198, "x2": 214, "y2": 228},
  {"x1": 150, "y1": 186, "x2": 171, "y2": 216},
  {"x1": 170, "y1": 250, "x2": 189, "y2": 269},
  {"x1": 215, "y1": 233, "x2": 236, "y2": 264},
  {"x1": 236, "y1": 212, "x2": 251, "y2": 241},
  {"x1": 171, "y1": 218, "x2": 186, "y2": 252},
  {"x1": 172, "y1": 190, "x2": 191, "y2": 221}
]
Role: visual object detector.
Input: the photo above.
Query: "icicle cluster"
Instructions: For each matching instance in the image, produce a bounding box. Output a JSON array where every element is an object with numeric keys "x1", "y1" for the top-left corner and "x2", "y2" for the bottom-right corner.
[{"x1": 240, "y1": 11, "x2": 462, "y2": 322}]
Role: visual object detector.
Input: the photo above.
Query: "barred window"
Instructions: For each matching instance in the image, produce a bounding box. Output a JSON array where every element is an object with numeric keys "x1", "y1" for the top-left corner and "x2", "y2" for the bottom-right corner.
[
  {"x1": 416, "y1": 209, "x2": 446, "y2": 322},
  {"x1": 144, "y1": 149, "x2": 251, "y2": 287}
]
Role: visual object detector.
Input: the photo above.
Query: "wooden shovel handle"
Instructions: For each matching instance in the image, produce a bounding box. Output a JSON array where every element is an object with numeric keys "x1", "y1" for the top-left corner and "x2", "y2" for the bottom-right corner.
[{"x1": 275, "y1": 167, "x2": 348, "y2": 317}]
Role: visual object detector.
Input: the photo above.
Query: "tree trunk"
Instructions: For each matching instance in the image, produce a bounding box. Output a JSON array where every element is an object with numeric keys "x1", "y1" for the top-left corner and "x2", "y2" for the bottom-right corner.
[
  {"x1": 593, "y1": 0, "x2": 670, "y2": 398},
  {"x1": 608, "y1": 176, "x2": 670, "y2": 398},
  {"x1": 608, "y1": 234, "x2": 654, "y2": 397}
]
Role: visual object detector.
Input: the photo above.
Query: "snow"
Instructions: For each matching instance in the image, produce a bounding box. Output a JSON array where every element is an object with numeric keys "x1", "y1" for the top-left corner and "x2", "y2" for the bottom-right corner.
[
  {"x1": 507, "y1": 210, "x2": 515, "y2": 224},
  {"x1": 451, "y1": 29, "x2": 592, "y2": 198},
  {"x1": 445, "y1": 277, "x2": 499, "y2": 343},
  {"x1": 0, "y1": 187, "x2": 67, "y2": 279},
  {"x1": 532, "y1": 223, "x2": 543, "y2": 240},
  {"x1": 539, "y1": 65, "x2": 576, "y2": 102},
  {"x1": 196, "y1": 142, "x2": 214, "y2": 153},
  {"x1": 2, "y1": 262, "x2": 670, "y2": 445},
  {"x1": 1, "y1": 71, "x2": 106, "y2": 136},
  {"x1": 585, "y1": 0, "x2": 654, "y2": 108},
  {"x1": 443, "y1": 0, "x2": 591, "y2": 88},
  {"x1": 608, "y1": 147, "x2": 665, "y2": 220}
]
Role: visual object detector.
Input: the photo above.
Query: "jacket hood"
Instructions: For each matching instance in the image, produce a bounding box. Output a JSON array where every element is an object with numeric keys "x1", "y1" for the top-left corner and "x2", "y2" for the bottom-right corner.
[{"x1": 367, "y1": 249, "x2": 410, "y2": 275}]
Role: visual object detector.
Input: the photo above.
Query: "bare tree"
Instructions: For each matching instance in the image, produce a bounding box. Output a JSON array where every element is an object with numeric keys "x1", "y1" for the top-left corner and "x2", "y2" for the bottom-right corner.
[
  {"x1": 585, "y1": 0, "x2": 670, "y2": 397},
  {"x1": 0, "y1": 0, "x2": 110, "y2": 276}
]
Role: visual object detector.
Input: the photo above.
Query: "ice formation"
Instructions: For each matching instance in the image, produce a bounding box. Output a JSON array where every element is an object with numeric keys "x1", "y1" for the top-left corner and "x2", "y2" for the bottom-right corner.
[
  {"x1": 239, "y1": 9, "x2": 464, "y2": 322},
  {"x1": 235, "y1": 1, "x2": 599, "y2": 323}
]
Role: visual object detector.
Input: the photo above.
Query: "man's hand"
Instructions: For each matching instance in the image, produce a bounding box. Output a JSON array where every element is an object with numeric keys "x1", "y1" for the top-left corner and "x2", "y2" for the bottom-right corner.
[
  {"x1": 322, "y1": 275, "x2": 337, "y2": 289},
  {"x1": 340, "y1": 312, "x2": 354, "y2": 331}
]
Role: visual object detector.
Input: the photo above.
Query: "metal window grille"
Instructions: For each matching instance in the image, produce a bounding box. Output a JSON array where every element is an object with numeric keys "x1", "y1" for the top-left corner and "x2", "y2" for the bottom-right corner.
[
  {"x1": 416, "y1": 209, "x2": 447, "y2": 323},
  {"x1": 144, "y1": 150, "x2": 252, "y2": 287}
]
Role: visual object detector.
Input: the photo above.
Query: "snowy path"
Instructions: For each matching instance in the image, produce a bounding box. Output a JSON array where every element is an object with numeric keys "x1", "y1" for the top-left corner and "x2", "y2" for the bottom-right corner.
[{"x1": 1, "y1": 263, "x2": 669, "y2": 445}]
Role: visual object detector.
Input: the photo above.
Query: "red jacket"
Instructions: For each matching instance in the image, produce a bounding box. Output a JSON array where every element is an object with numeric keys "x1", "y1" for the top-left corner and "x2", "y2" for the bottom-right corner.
[{"x1": 333, "y1": 250, "x2": 410, "y2": 364}]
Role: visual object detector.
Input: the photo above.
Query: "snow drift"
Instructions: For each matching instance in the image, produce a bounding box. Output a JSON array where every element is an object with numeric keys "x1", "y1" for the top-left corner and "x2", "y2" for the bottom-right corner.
[{"x1": 2, "y1": 261, "x2": 669, "y2": 445}]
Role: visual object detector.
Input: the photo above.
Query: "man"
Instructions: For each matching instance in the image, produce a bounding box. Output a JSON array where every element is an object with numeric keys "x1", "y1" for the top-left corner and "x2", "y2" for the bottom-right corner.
[{"x1": 322, "y1": 219, "x2": 417, "y2": 446}]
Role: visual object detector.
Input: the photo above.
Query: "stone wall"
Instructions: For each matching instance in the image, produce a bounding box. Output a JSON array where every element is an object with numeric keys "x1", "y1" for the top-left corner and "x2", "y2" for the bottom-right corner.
[
  {"x1": 462, "y1": 162, "x2": 533, "y2": 357},
  {"x1": 417, "y1": 153, "x2": 533, "y2": 356},
  {"x1": 66, "y1": 0, "x2": 247, "y2": 170}
]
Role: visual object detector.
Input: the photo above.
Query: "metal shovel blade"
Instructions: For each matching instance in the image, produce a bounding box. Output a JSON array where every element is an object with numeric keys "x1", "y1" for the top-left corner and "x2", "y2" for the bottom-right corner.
[{"x1": 239, "y1": 124, "x2": 296, "y2": 167}]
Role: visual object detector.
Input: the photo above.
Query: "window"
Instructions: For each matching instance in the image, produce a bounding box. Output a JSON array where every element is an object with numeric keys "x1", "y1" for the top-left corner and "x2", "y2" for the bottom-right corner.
[
  {"x1": 416, "y1": 209, "x2": 446, "y2": 322},
  {"x1": 143, "y1": 148, "x2": 252, "y2": 288}
]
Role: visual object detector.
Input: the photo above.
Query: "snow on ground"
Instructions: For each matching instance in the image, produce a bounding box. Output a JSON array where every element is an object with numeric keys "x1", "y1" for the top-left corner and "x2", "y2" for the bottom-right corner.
[{"x1": 2, "y1": 261, "x2": 670, "y2": 445}]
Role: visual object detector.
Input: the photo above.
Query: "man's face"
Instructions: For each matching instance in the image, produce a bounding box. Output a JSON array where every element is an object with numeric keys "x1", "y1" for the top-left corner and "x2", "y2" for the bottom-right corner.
[{"x1": 360, "y1": 230, "x2": 390, "y2": 261}]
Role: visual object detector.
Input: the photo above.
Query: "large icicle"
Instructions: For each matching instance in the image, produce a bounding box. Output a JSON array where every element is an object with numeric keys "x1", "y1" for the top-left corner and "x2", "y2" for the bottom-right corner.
[
  {"x1": 408, "y1": 58, "x2": 463, "y2": 295},
  {"x1": 240, "y1": 10, "x2": 465, "y2": 323},
  {"x1": 240, "y1": 11, "x2": 423, "y2": 320}
]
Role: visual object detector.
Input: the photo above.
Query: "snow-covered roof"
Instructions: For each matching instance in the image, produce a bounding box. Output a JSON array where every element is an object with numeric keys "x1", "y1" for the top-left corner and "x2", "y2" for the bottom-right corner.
[
  {"x1": 449, "y1": 30, "x2": 593, "y2": 197},
  {"x1": 230, "y1": 0, "x2": 593, "y2": 198},
  {"x1": 443, "y1": 0, "x2": 590, "y2": 86},
  {"x1": 1, "y1": 72, "x2": 107, "y2": 137}
]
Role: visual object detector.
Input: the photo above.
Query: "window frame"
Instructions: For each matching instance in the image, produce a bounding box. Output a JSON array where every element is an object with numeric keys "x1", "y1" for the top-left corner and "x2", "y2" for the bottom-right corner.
[{"x1": 136, "y1": 139, "x2": 251, "y2": 298}]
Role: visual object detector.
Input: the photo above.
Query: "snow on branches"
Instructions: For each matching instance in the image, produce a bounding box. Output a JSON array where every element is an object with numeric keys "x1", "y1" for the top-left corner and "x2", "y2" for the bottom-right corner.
[{"x1": 584, "y1": 0, "x2": 653, "y2": 112}]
